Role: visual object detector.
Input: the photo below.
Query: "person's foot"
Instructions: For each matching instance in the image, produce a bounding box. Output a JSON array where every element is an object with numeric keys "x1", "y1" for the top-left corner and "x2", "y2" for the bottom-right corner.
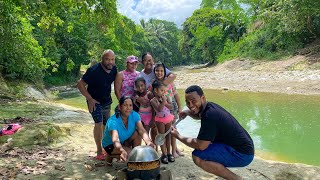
[
  {"x1": 161, "y1": 155, "x2": 169, "y2": 164},
  {"x1": 173, "y1": 152, "x2": 180, "y2": 158},
  {"x1": 176, "y1": 149, "x2": 184, "y2": 156},
  {"x1": 95, "y1": 154, "x2": 105, "y2": 161},
  {"x1": 167, "y1": 154, "x2": 175, "y2": 162}
]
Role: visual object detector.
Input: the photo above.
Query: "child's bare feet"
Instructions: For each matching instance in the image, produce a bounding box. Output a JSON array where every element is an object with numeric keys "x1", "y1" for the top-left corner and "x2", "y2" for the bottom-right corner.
[
  {"x1": 173, "y1": 152, "x2": 180, "y2": 158},
  {"x1": 176, "y1": 148, "x2": 184, "y2": 156}
]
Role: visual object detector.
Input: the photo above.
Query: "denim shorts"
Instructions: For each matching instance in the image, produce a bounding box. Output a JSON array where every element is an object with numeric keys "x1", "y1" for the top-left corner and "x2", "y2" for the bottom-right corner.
[
  {"x1": 192, "y1": 143, "x2": 254, "y2": 167},
  {"x1": 90, "y1": 103, "x2": 111, "y2": 125}
]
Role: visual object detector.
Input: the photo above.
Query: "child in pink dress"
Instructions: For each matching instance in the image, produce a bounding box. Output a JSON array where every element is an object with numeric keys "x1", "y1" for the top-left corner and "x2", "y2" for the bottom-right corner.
[
  {"x1": 134, "y1": 77, "x2": 153, "y2": 133},
  {"x1": 153, "y1": 63, "x2": 184, "y2": 158},
  {"x1": 150, "y1": 80, "x2": 174, "y2": 164}
]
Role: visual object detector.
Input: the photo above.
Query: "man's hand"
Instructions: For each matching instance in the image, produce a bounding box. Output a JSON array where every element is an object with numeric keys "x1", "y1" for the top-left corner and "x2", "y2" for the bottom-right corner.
[
  {"x1": 119, "y1": 148, "x2": 128, "y2": 162},
  {"x1": 87, "y1": 98, "x2": 99, "y2": 113},
  {"x1": 179, "y1": 110, "x2": 188, "y2": 120},
  {"x1": 170, "y1": 126, "x2": 180, "y2": 138}
]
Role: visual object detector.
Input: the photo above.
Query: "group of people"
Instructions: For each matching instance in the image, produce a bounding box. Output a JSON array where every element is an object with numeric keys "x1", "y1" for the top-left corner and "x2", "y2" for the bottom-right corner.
[{"x1": 77, "y1": 50, "x2": 255, "y2": 179}]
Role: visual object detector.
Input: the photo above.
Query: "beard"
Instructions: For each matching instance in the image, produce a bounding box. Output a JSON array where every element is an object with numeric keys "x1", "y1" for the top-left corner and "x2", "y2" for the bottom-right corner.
[
  {"x1": 197, "y1": 104, "x2": 204, "y2": 115},
  {"x1": 102, "y1": 63, "x2": 113, "y2": 70}
]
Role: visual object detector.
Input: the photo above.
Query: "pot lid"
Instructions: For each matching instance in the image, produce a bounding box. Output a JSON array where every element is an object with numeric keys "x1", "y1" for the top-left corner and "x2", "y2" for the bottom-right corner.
[{"x1": 128, "y1": 145, "x2": 160, "y2": 162}]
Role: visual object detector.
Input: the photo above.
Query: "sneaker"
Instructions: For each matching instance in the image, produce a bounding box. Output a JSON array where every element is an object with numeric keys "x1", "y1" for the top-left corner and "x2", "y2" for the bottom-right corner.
[{"x1": 95, "y1": 154, "x2": 105, "y2": 161}]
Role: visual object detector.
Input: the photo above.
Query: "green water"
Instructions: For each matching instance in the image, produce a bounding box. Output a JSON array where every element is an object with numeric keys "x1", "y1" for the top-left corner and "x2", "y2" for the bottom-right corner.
[
  {"x1": 54, "y1": 89, "x2": 320, "y2": 166},
  {"x1": 179, "y1": 89, "x2": 320, "y2": 166}
]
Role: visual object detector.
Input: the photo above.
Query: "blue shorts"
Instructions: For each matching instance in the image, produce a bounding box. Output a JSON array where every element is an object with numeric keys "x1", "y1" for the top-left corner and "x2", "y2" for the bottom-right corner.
[
  {"x1": 192, "y1": 143, "x2": 254, "y2": 167},
  {"x1": 90, "y1": 103, "x2": 111, "y2": 125}
]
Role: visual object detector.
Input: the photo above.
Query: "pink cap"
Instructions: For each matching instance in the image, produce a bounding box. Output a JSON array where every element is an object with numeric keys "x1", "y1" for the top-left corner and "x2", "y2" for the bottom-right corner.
[{"x1": 126, "y1": 55, "x2": 138, "y2": 63}]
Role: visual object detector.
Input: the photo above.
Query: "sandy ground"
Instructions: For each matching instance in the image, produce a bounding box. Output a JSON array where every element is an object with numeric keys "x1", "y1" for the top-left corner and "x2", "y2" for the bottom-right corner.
[
  {"x1": 1, "y1": 55, "x2": 320, "y2": 179},
  {"x1": 3, "y1": 107, "x2": 319, "y2": 180}
]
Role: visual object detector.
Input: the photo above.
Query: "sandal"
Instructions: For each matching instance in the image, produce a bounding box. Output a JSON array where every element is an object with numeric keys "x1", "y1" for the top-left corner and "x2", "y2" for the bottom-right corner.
[
  {"x1": 167, "y1": 154, "x2": 175, "y2": 162},
  {"x1": 161, "y1": 155, "x2": 168, "y2": 164}
]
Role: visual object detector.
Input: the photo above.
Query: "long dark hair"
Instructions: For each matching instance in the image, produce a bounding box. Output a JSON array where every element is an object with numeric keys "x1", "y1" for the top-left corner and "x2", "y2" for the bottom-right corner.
[{"x1": 154, "y1": 62, "x2": 166, "y2": 80}]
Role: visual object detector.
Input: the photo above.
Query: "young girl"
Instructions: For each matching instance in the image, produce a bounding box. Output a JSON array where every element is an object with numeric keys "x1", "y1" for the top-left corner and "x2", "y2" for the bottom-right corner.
[
  {"x1": 154, "y1": 63, "x2": 183, "y2": 158},
  {"x1": 150, "y1": 80, "x2": 175, "y2": 164},
  {"x1": 134, "y1": 77, "x2": 153, "y2": 134}
]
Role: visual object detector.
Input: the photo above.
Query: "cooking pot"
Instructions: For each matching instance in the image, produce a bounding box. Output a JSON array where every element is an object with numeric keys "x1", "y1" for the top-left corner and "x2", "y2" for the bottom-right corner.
[{"x1": 127, "y1": 145, "x2": 160, "y2": 171}]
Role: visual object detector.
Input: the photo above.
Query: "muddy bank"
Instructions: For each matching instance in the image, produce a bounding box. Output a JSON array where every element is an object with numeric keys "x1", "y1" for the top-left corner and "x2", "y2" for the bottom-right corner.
[{"x1": 174, "y1": 56, "x2": 320, "y2": 95}]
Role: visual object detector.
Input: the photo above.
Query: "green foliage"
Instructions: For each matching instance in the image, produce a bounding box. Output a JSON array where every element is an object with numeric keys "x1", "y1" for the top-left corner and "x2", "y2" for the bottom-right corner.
[
  {"x1": 139, "y1": 19, "x2": 183, "y2": 67},
  {"x1": 0, "y1": 1, "x2": 46, "y2": 82},
  {"x1": 180, "y1": 7, "x2": 247, "y2": 64}
]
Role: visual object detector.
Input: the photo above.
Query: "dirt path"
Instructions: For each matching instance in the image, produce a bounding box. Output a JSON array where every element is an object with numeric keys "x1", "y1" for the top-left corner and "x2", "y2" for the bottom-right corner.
[{"x1": 174, "y1": 55, "x2": 320, "y2": 95}]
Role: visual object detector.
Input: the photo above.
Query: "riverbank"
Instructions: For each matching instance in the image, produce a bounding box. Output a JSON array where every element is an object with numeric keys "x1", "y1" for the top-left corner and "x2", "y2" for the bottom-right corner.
[
  {"x1": 1, "y1": 55, "x2": 320, "y2": 179},
  {"x1": 174, "y1": 55, "x2": 320, "y2": 95},
  {"x1": 1, "y1": 102, "x2": 320, "y2": 180}
]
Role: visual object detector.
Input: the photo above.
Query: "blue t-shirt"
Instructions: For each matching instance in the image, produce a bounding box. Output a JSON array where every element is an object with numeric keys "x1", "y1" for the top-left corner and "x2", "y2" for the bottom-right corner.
[
  {"x1": 102, "y1": 111, "x2": 141, "y2": 147},
  {"x1": 81, "y1": 63, "x2": 117, "y2": 105}
]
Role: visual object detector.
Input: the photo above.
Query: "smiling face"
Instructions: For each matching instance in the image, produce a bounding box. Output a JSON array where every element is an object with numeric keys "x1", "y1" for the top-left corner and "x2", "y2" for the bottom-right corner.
[
  {"x1": 142, "y1": 54, "x2": 154, "y2": 71},
  {"x1": 120, "y1": 98, "x2": 133, "y2": 117},
  {"x1": 135, "y1": 80, "x2": 146, "y2": 94},
  {"x1": 185, "y1": 91, "x2": 206, "y2": 115},
  {"x1": 154, "y1": 66, "x2": 165, "y2": 80}
]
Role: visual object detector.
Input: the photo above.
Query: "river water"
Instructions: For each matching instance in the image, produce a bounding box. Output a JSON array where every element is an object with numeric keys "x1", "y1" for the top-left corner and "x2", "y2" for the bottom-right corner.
[
  {"x1": 176, "y1": 89, "x2": 320, "y2": 166},
  {"x1": 55, "y1": 89, "x2": 320, "y2": 166}
]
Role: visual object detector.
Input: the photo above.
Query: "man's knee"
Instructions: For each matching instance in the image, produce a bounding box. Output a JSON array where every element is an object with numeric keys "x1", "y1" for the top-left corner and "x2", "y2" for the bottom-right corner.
[{"x1": 192, "y1": 154, "x2": 202, "y2": 167}]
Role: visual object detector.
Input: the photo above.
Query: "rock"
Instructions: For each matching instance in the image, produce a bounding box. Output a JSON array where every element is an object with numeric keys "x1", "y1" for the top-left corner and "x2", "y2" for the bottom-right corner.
[{"x1": 24, "y1": 87, "x2": 46, "y2": 100}]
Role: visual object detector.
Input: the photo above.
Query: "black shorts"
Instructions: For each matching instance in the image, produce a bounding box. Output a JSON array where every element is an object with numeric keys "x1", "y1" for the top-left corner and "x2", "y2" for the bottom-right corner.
[{"x1": 104, "y1": 144, "x2": 115, "y2": 155}]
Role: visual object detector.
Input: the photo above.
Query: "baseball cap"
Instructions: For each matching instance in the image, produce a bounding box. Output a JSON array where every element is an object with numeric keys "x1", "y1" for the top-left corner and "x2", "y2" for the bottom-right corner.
[{"x1": 126, "y1": 55, "x2": 139, "y2": 63}]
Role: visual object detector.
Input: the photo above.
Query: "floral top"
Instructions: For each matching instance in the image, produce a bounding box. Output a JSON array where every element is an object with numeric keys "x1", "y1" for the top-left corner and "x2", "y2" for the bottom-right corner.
[{"x1": 120, "y1": 70, "x2": 139, "y2": 98}]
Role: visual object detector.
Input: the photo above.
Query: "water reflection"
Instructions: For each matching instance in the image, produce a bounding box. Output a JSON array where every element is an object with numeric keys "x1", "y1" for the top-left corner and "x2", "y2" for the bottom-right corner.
[{"x1": 177, "y1": 89, "x2": 320, "y2": 166}]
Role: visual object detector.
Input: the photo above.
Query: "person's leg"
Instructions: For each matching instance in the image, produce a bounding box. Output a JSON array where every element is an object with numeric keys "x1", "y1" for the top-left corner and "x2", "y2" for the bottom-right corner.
[
  {"x1": 191, "y1": 143, "x2": 253, "y2": 179},
  {"x1": 93, "y1": 122, "x2": 104, "y2": 155},
  {"x1": 171, "y1": 118, "x2": 179, "y2": 158},
  {"x1": 102, "y1": 104, "x2": 111, "y2": 153},
  {"x1": 125, "y1": 130, "x2": 142, "y2": 147},
  {"x1": 192, "y1": 155, "x2": 241, "y2": 180},
  {"x1": 90, "y1": 103, "x2": 105, "y2": 156},
  {"x1": 156, "y1": 121, "x2": 168, "y2": 164},
  {"x1": 165, "y1": 122, "x2": 171, "y2": 156}
]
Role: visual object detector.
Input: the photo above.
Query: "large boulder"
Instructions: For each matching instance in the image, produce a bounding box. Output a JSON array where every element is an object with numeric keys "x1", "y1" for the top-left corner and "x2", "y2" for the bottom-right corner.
[{"x1": 24, "y1": 86, "x2": 46, "y2": 100}]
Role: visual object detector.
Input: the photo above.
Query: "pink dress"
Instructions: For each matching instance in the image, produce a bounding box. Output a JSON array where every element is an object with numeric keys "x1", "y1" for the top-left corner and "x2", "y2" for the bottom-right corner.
[
  {"x1": 154, "y1": 99, "x2": 174, "y2": 124},
  {"x1": 120, "y1": 70, "x2": 139, "y2": 98},
  {"x1": 138, "y1": 92, "x2": 152, "y2": 126}
]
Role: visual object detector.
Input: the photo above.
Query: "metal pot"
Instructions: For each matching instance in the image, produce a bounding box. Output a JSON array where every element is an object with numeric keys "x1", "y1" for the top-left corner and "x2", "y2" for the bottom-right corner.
[{"x1": 127, "y1": 145, "x2": 160, "y2": 171}]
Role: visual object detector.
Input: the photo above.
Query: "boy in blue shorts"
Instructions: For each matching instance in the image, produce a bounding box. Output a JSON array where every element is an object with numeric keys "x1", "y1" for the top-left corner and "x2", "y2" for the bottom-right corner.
[{"x1": 171, "y1": 85, "x2": 254, "y2": 179}]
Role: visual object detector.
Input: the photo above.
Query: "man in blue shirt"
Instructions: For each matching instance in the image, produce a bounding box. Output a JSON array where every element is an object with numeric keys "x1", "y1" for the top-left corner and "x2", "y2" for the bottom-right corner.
[
  {"x1": 77, "y1": 49, "x2": 117, "y2": 160},
  {"x1": 171, "y1": 85, "x2": 254, "y2": 180}
]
